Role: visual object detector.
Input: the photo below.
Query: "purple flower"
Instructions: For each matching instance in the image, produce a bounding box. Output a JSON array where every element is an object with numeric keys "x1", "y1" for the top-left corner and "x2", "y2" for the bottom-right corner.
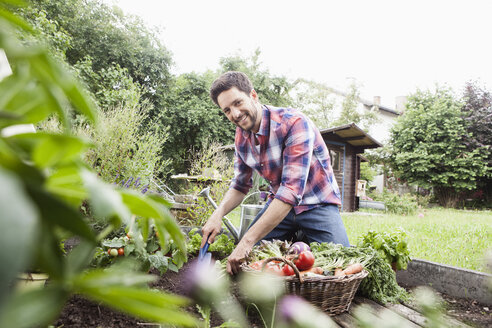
[
  {"x1": 278, "y1": 295, "x2": 336, "y2": 327},
  {"x1": 124, "y1": 177, "x2": 134, "y2": 188},
  {"x1": 182, "y1": 259, "x2": 227, "y2": 306}
]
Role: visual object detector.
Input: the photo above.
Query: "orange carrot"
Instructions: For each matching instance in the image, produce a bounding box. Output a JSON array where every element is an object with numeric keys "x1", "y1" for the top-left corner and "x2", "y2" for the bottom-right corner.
[
  {"x1": 300, "y1": 267, "x2": 324, "y2": 275},
  {"x1": 342, "y1": 263, "x2": 363, "y2": 275},
  {"x1": 334, "y1": 267, "x2": 344, "y2": 276}
]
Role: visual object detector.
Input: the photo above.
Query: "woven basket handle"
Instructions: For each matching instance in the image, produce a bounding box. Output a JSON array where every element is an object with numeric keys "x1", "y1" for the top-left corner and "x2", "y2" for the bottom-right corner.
[{"x1": 261, "y1": 257, "x2": 304, "y2": 283}]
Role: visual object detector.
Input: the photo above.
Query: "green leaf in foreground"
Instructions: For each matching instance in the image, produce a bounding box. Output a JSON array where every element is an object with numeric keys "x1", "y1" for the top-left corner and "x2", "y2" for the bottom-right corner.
[
  {"x1": 74, "y1": 270, "x2": 198, "y2": 327},
  {"x1": 0, "y1": 285, "x2": 68, "y2": 328},
  {"x1": 0, "y1": 169, "x2": 39, "y2": 310}
]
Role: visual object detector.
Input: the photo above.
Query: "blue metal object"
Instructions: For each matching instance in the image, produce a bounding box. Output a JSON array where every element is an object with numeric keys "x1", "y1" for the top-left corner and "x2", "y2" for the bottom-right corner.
[{"x1": 198, "y1": 238, "x2": 211, "y2": 264}]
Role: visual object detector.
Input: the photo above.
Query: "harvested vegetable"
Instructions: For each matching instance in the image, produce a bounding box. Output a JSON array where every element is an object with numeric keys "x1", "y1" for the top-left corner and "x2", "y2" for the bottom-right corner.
[
  {"x1": 293, "y1": 251, "x2": 315, "y2": 271},
  {"x1": 288, "y1": 241, "x2": 310, "y2": 254},
  {"x1": 310, "y1": 242, "x2": 408, "y2": 303},
  {"x1": 342, "y1": 263, "x2": 363, "y2": 275},
  {"x1": 334, "y1": 268, "x2": 344, "y2": 276},
  {"x1": 300, "y1": 267, "x2": 323, "y2": 275},
  {"x1": 358, "y1": 228, "x2": 411, "y2": 270},
  {"x1": 282, "y1": 264, "x2": 295, "y2": 276},
  {"x1": 249, "y1": 260, "x2": 266, "y2": 271},
  {"x1": 246, "y1": 240, "x2": 289, "y2": 263}
]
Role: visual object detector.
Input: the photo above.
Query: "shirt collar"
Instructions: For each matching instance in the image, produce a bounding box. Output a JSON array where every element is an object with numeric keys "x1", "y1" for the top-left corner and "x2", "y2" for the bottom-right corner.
[{"x1": 256, "y1": 105, "x2": 270, "y2": 136}]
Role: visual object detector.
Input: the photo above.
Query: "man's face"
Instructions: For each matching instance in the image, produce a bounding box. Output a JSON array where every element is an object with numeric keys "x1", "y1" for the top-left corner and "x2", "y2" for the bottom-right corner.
[{"x1": 217, "y1": 87, "x2": 261, "y2": 133}]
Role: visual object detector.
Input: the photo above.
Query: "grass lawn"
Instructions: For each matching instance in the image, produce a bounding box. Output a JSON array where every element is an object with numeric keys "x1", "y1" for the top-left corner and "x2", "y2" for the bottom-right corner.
[{"x1": 342, "y1": 208, "x2": 492, "y2": 272}]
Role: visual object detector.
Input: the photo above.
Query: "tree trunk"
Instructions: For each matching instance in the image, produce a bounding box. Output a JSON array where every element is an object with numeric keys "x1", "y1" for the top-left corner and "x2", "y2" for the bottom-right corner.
[{"x1": 434, "y1": 186, "x2": 461, "y2": 208}]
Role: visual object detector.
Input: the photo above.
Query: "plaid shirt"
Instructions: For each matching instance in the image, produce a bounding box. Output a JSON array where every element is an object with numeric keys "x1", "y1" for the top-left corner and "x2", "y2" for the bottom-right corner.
[{"x1": 230, "y1": 105, "x2": 341, "y2": 214}]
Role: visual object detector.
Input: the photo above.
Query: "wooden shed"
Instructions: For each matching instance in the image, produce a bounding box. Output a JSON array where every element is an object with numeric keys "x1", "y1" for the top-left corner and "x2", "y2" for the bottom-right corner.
[{"x1": 319, "y1": 123, "x2": 382, "y2": 212}]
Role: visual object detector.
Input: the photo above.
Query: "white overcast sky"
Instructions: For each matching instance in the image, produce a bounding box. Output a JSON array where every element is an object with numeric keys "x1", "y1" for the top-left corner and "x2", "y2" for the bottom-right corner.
[{"x1": 105, "y1": 0, "x2": 492, "y2": 108}]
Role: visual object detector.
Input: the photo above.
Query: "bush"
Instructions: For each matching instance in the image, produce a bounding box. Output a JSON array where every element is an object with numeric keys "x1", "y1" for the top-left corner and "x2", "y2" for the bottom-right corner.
[
  {"x1": 382, "y1": 191, "x2": 418, "y2": 215},
  {"x1": 182, "y1": 139, "x2": 234, "y2": 227},
  {"x1": 76, "y1": 102, "x2": 170, "y2": 187}
]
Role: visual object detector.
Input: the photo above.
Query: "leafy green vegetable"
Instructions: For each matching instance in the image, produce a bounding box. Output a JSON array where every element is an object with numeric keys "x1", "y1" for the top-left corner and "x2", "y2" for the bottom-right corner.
[
  {"x1": 310, "y1": 242, "x2": 408, "y2": 304},
  {"x1": 187, "y1": 229, "x2": 236, "y2": 258},
  {"x1": 246, "y1": 239, "x2": 290, "y2": 263},
  {"x1": 358, "y1": 228, "x2": 411, "y2": 270}
]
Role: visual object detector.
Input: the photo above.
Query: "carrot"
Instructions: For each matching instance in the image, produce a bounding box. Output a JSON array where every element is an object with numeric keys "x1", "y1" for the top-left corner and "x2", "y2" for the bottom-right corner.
[
  {"x1": 334, "y1": 267, "x2": 344, "y2": 276},
  {"x1": 300, "y1": 267, "x2": 324, "y2": 275},
  {"x1": 342, "y1": 263, "x2": 363, "y2": 275}
]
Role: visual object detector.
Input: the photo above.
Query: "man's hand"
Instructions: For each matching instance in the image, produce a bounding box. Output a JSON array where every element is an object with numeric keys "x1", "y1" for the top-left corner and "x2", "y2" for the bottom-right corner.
[
  {"x1": 200, "y1": 214, "x2": 222, "y2": 248},
  {"x1": 227, "y1": 239, "x2": 254, "y2": 275}
]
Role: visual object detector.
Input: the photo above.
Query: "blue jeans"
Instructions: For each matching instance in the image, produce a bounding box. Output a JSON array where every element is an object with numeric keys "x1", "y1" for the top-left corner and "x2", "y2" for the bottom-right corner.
[{"x1": 249, "y1": 203, "x2": 350, "y2": 246}]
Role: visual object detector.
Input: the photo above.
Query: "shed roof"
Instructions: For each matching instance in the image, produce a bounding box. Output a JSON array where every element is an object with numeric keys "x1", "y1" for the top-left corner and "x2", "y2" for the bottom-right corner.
[{"x1": 320, "y1": 123, "x2": 382, "y2": 149}]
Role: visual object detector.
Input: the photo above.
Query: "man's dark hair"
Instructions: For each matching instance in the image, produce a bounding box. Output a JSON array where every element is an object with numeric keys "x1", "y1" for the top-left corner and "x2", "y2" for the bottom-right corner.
[{"x1": 210, "y1": 71, "x2": 253, "y2": 106}]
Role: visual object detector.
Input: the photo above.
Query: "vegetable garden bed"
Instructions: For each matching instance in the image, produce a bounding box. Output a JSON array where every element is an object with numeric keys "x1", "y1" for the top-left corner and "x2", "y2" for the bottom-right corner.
[
  {"x1": 52, "y1": 232, "x2": 491, "y2": 327},
  {"x1": 52, "y1": 258, "x2": 490, "y2": 328}
]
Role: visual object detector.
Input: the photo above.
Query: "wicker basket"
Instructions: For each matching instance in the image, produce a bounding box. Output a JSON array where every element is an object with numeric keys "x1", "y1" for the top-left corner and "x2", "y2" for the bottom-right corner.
[{"x1": 242, "y1": 257, "x2": 368, "y2": 316}]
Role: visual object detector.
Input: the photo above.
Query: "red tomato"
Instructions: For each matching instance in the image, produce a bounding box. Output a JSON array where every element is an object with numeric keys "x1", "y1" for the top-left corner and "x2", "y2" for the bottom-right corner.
[
  {"x1": 294, "y1": 251, "x2": 315, "y2": 271},
  {"x1": 282, "y1": 264, "x2": 295, "y2": 276},
  {"x1": 265, "y1": 261, "x2": 283, "y2": 275},
  {"x1": 118, "y1": 247, "x2": 124, "y2": 256},
  {"x1": 249, "y1": 260, "x2": 265, "y2": 271}
]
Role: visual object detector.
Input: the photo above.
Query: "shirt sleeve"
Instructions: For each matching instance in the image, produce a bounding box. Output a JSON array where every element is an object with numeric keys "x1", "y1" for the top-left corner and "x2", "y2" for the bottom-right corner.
[
  {"x1": 274, "y1": 116, "x2": 315, "y2": 206},
  {"x1": 229, "y1": 149, "x2": 253, "y2": 195}
]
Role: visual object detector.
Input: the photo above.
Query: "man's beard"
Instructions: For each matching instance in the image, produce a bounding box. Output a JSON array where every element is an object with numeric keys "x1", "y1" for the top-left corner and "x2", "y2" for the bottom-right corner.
[{"x1": 236, "y1": 101, "x2": 257, "y2": 132}]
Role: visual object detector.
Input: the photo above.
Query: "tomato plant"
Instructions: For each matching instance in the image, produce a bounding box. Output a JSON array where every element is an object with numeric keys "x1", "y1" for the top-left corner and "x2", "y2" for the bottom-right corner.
[{"x1": 118, "y1": 248, "x2": 125, "y2": 256}]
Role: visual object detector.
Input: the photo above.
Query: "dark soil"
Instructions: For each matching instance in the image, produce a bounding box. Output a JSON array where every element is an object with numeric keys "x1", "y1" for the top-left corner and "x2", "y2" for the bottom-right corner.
[
  {"x1": 53, "y1": 260, "x2": 264, "y2": 328},
  {"x1": 439, "y1": 292, "x2": 491, "y2": 327},
  {"x1": 53, "y1": 261, "x2": 491, "y2": 328}
]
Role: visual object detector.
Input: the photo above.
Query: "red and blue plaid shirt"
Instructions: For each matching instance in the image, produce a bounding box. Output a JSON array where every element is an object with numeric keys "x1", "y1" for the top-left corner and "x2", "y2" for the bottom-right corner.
[{"x1": 230, "y1": 105, "x2": 341, "y2": 214}]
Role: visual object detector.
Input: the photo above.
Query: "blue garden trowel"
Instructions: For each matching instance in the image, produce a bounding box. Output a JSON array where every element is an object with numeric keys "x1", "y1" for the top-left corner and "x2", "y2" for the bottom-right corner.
[{"x1": 198, "y1": 237, "x2": 212, "y2": 265}]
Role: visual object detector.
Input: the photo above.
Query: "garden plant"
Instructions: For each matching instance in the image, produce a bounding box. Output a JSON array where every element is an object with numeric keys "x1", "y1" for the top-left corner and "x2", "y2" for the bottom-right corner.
[{"x1": 0, "y1": 3, "x2": 197, "y2": 327}]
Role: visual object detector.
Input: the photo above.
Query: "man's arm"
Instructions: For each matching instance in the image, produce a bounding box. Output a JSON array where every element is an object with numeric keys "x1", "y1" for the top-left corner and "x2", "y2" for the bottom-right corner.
[
  {"x1": 226, "y1": 198, "x2": 292, "y2": 274},
  {"x1": 200, "y1": 188, "x2": 246, "y2": 247}
]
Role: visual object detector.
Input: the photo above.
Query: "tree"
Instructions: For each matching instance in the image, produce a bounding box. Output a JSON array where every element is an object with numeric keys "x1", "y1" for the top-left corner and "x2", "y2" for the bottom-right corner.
[
  {"x1": 292, "y1": 79, "x2": 378, "y2": 132},
  {"x1": 219, "y1": 49, "x2": 294, "y2": 107},
  {"x1": 291, "y1": 79, "x2": 337, "y2": 129},
  {"x1": 160, "y1": 71, "x2": 235, "y2": 174},
  {"x1": 332, "y1": 80, "x2": 378, "y2": 132},
  {"x1": 388, "y1": 87, "x2": 488, "y2": 207},
  {"x1": 22, "y1": 0, "x2": 173, "y2": 112},
  {"x1": 461, "y1": 82, "x2": 492, "y2": 204},
  {"x1": 161, "y1": 51, "x2": 295, "y2": 175}
]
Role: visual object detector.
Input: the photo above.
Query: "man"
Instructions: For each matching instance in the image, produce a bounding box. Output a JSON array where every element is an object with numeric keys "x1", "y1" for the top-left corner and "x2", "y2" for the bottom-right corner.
[{"x1": 201, "y1": 71, "x2": 349, "y2": 274}]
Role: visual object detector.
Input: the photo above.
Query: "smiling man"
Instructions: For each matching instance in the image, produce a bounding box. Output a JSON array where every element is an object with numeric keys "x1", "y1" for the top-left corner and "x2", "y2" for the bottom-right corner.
[{"x1": 201, "y1": 71, "x2": 349, "y2": 275}]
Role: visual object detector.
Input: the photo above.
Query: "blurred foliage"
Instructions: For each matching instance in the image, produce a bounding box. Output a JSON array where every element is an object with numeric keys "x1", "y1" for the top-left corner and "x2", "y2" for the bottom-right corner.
[{"x1": 0, "y1": 2, "x2": 197, "y2": 327}]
